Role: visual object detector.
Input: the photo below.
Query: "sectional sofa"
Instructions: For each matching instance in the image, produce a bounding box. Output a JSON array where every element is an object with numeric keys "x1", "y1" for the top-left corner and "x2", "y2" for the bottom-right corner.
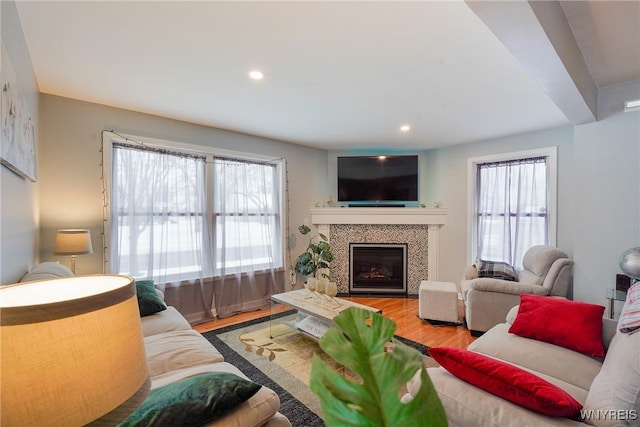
[{"x1": 406, "y1": 295, "x2": 639, "y2": 426}]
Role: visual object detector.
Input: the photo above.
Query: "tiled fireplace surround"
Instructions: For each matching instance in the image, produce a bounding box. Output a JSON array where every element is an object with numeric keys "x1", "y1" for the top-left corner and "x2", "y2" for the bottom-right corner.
[{"x1": 310, "y1": 207, "x2": 448, "y2": 296}]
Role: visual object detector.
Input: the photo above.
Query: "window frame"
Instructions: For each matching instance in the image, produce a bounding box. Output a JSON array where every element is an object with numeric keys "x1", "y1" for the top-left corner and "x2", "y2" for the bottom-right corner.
[
  {"x1": 466, "y1": 146, "x2": 557, "y2": 265},
  {"x1": 211, "y1": 155, "x2": 283, "y2": 275},
  {"x1": 101, "y1": 131, "x2": 287, "y2": 278}
]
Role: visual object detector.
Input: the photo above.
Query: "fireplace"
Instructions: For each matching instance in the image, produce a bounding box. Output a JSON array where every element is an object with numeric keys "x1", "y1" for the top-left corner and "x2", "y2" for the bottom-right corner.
[
  {"x1": 349, "y1": 243, "x2": 407, "y2": 295},
  {"x1": 310, "y1": 207, "x2": 447, "y2": 295}
]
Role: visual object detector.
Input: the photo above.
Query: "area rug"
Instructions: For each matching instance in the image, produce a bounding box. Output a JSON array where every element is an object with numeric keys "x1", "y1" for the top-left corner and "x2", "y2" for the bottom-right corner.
[{"x1": 201, "y1": 310, "x2": 437, "y2": 426}]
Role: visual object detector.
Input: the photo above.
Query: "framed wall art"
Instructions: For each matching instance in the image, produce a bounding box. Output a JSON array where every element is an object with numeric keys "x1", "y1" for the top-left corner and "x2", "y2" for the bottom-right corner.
[{"x1": 1, "y1": 42, "x2": 37, "y2": 182}]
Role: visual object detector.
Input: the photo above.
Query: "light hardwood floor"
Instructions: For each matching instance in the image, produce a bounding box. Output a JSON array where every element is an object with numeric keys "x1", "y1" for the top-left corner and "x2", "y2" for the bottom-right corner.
[{"x1": 193, "y1": 296, "x2": 475, "y2": 349}]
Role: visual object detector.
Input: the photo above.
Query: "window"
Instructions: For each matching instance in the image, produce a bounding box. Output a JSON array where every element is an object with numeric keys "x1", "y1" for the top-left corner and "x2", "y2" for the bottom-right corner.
[
  {"x1": 213, "y1": 157, "x2": 282, "y2": 275},
  {"x1": 105, "y1": 135, "x2": 285, "y2": 283},
  {"x1": 468, "y1": 148, "x2": 557, "y2": 269}
]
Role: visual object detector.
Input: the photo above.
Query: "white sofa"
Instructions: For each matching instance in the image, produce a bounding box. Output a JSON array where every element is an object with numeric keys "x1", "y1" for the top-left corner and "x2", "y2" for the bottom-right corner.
[
  {"x1": 407, "y1": 299, "x2": 639, "y2": 426},
  {"x1": 140, "y1": 304, "x2": 291, "y2": 426},
  {"x1": 19, "y1": 263, "x2": 291, "y2": 426}
]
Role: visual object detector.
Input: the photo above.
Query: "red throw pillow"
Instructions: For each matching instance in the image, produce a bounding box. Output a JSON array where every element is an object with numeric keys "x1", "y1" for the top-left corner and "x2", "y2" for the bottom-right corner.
[
  {"x1": 508, "y1": 295, "x2": 605, "y2": 357},
  {"x1": 429, "y1": 347, "x2": 582, "y2": 417}
]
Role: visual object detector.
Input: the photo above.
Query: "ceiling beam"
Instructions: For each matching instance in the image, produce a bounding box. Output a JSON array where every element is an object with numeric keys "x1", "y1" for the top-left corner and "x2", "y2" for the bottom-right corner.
[{"x1": 466, "y1": 0, "x2": 597, "y2": 124}]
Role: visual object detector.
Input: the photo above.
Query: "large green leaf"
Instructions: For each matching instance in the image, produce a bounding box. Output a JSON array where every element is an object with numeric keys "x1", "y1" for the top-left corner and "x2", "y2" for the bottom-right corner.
[
  {"x1": 317, "y1": 241, "x2": 330, "y2": 252},
  {"x1": 299, "y1": 224, "x2": 311, "y2": 235},
  {"x1": 295, "y1": 252, "x2": 315, "y2": 276},
  {"x1": 322, "y1": 249, "x2": 334, "y2": 263},
  {"x1": 310, "y1": 307, "x2": 447, "y2": 427}
]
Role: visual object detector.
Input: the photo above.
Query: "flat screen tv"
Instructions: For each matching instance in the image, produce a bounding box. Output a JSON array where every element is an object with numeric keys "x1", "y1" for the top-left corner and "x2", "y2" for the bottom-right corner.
[{"x1": 337, "y1": 155, "x2": 419, "y2": 203}]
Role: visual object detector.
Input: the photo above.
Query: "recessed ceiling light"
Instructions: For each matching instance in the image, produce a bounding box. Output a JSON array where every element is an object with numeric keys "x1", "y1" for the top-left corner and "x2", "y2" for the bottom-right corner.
[
  {"x1": 400, "y1": 124, "x2": 411, "y2": 132},
  {"x1": 248, "y1": 70, "x2": 264, "y2": 80}
]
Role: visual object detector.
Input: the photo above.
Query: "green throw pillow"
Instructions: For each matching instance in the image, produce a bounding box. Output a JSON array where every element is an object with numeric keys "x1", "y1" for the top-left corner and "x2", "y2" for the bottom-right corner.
[
  {"x1": 135, "y1": 280, "x2": 167, "y2": 317},
  {"x1": 119, "y1": 373, "x2": 262, "y2": 427}
]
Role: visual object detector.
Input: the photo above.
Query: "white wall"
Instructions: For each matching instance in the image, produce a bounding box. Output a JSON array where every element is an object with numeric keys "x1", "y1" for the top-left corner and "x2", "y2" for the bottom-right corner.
[
  {"x1": 573, "y1": 109, "x2": 640, "y2": 306},
  {"x1": 38, "y1": 94, "x2": 329, "y2": 288},
  {"x1": 1, "y1": 0, "x2": 40, "y2": 283}
]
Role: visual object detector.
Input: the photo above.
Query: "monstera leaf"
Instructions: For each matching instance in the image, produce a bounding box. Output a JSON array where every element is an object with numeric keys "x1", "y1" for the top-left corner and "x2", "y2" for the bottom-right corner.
[
  {"x1": 295, "y1": 252, "x2": 315, "y2": 276},
  {"x1": 310, "y1": 307, "x2": 447, "y2": 427}
]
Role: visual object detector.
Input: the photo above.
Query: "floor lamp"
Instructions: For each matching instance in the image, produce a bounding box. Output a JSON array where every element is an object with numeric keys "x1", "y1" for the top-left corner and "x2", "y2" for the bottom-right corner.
[
  {"x1": 0, "y1": 275, "x2": 150, "y2": 425},
  {"x1": 54, "y1": 229, "x2": 93, "y2": 274}
]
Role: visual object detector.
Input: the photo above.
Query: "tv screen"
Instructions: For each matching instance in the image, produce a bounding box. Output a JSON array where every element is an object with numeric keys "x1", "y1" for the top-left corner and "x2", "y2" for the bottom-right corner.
[{"x1": 337, "y1": 155, "x2": 419, "y2": 203}]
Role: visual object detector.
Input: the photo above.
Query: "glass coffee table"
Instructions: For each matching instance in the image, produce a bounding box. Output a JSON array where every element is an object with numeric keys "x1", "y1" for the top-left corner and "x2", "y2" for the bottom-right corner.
[{"x1": 269, "y1": 289, "x2": 381, "y2": 340}]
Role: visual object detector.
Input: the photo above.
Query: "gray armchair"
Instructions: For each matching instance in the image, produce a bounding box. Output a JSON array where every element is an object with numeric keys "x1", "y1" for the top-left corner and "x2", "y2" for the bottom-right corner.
[{"x1": 461, "y1": 245, "x2": 573, "y2": 335}]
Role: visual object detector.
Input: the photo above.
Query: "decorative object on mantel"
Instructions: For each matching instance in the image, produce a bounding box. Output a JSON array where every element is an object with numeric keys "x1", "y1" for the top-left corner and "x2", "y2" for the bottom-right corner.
[
  {"x1": 619, "y1": 247, "x2": 640, "y2": 283},
  {"x1": 1, "y1": 42, "x2": 37, "y2": 182},
  {"x1": 0, "y1": 275, "x2": 150, "y2": 425},
  {"x1": 294, "y1": 224, "x2": 334, "y2": 281},
  {"x1": 54, "y1": 229, "x2": 93, "y2": 274}
]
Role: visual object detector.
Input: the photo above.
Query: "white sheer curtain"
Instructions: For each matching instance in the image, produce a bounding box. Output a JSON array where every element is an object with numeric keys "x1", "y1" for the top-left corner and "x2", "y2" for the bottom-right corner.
[
  {"x1": 212, "y1": 157, "x2": 284, "y2": 318},
  {"x1": 110, "y1": 143, "x2": 215, "y2": 323},
  {"x1": 476, "y1": 156, "x2": 548, "y2": 269}
]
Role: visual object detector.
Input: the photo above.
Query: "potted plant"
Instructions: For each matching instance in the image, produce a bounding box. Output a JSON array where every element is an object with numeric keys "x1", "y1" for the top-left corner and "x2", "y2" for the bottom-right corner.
[{"x1": 294, "y1": 225, "x2": 333, "y2": 280}]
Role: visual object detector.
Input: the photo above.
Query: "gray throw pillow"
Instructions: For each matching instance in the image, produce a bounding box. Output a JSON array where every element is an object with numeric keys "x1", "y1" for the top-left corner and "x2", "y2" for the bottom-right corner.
[{"x1": 475, "y1": 259, "x2": 517, "y2": 282}]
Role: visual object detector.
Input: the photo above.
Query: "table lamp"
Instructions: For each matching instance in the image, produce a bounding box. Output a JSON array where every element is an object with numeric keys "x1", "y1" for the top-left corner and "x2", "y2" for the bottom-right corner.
[
  {"x1": 619, "y1": 247, "x2": 640, "y2": 282},
  {"x1": 54, "y1": 229, "x2": 93, "y2": 274},
  {"x1": 0, "y1": 275, "x2": 150, "y2": 426}
]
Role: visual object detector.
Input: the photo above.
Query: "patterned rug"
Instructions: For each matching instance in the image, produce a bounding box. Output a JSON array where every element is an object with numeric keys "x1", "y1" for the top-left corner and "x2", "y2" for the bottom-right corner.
[{"x1": 201, "y1": 310, "x2": 437, "y2": 426}]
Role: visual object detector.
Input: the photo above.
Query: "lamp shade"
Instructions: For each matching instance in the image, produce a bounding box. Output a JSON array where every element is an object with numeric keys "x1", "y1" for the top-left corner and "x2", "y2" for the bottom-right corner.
[
  {"x1": 0, "y1": 275, "x2": 150, "y2": 426},
  {"x1": 54, "y1": 229, "x2": 93, "y2": 255}
]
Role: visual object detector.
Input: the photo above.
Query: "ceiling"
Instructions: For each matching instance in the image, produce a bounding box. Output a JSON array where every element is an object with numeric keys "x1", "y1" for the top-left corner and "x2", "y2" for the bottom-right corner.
[{"x1": 15, "y1": 1, "x2": 640, "y2": 150}]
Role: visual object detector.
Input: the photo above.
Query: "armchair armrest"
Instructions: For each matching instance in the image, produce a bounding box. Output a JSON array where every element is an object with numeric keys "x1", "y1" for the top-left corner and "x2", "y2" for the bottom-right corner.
[
  {"x1": 463, "y1": 265, "x2": 478, "y2": 280},
  {"x1": 469, "y1": 278, "x2": 549, "y2": 296}
]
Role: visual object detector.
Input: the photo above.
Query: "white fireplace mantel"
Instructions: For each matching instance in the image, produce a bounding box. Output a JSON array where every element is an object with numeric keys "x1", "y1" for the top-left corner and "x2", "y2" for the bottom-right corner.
[
  {"x1": 310, "y1": 207, "x2": 447, "y2": 226},
  {"x1": 311, "y1": 207, "x2": 448, "y2": 281}
]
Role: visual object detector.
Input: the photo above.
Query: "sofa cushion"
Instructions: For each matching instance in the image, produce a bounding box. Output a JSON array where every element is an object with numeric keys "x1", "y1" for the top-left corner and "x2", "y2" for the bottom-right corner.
[
  {"x1": 144, "y1": 330, "x2": 224, "y2": 377},
  {"x1": 509, "y1": 295, "x2": 605, "y2": 357},
  {"x1": 136, "y1": 280, "x2": 167, "y2": 316},
  {"x1": 583, "y1": 322, "x2": 640, "y2": 426},
  {"x1": 119, "y1": 372, "x2": 261, "y2": 427},
  {"x1": 19, "y1": 262, "x2": 74, "y2": 282},
  {"x1": 506, "y1": 305, "x2": 519, "y2": 325},
  {"x1": 141, "y1": 306, "x2": 192, "y2": 337},
  {"x1": 469, "y1": 323, "x2": 602, "y2": 391},
  {"x1": 429, "y1": 347, "x2": 582, "y2": 417},
  {"x1": 426, "y1": 367, "x2": 586, "y2": 427},
  {"x1": 151, "y1": 363, "x2": 282, "y2": 427},
  {"x1": 475, "y1": 259, "x2": 517, "y2": 281}
]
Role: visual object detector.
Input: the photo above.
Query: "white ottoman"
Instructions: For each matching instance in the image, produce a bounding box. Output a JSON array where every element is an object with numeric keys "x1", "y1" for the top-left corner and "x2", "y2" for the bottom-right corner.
[{"x1": 418, "y1": 281, "x2": 461, "y2": 324}]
